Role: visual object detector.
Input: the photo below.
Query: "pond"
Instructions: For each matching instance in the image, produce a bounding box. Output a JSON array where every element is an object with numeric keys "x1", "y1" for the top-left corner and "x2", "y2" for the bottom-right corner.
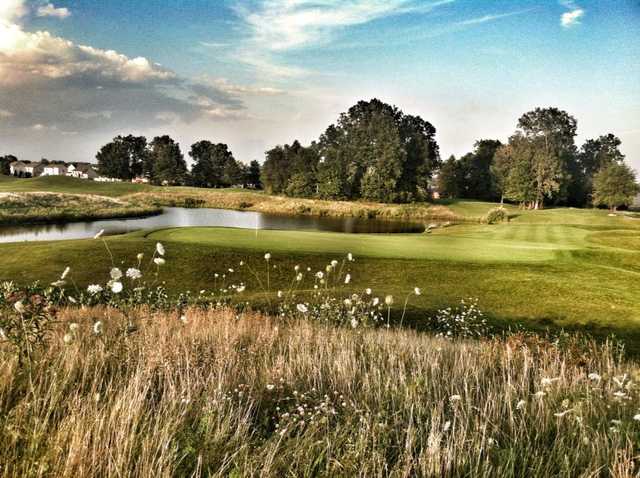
[{"x1": 0, "y1": 207, "x2": 426, "y2": 243}]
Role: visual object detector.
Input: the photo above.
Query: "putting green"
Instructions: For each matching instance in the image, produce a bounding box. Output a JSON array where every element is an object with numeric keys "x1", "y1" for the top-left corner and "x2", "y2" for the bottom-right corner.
[{"x1": 146, "y1": 224, "x2": 581, "y2": 264}]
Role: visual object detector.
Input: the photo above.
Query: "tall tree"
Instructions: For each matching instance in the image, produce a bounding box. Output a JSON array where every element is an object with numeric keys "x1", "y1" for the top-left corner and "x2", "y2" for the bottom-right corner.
[
  {"x1": 459, "y1": 140, "x2": 502, "y2": 200},
  {"x1": 316, "y1": 99, "x2": 438, "y2": 202},
  {"x1": 0, "y1": 155, "x2": 17, "y2": 175},
  {"x1": 96, "y1": 135, "x2": 148, "y2": 180},
  {"x1": 261, "y1": 144, "x2": 292, "y2": 194},
  {"x1": 148, "y1": 136, "x2": 187, "y2": 185},
  {"x1": 592, "y1": 163, "x2": 639, "y2": 211},
  {"x1": 189, "y1": 141, "x2": 235, "y2": 188},
  {"x1": 514, "y1": 107, "x2": 578, "y2": 208},
  {"x1": 579, "y1": 134, "x2": 625, "y2": 177},
  {"x1": 437, "y1": 156, "x2": 464, "y2": 199},
  {"x1": 245, "y1": 160, "x2": 262, "y2": 188}
]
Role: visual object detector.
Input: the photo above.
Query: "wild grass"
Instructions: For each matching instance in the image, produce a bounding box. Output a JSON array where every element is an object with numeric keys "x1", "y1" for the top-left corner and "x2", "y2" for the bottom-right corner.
[
  {"x1": 0, "y1": 192, "x2": 160, "y2": 226},
  {"x1": 1, "y1": 306, "x2": 639, "y2": 477}
]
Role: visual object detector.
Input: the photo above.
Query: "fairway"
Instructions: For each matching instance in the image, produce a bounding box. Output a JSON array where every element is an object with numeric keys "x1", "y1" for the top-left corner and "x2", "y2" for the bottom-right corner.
[{"x1": 147, "y1": 224, "x2": 579, "y2": 263}]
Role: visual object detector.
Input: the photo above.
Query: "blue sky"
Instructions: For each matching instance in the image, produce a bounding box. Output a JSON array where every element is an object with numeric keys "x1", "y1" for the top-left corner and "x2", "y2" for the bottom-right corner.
[{"x1": 1, "y1": 0, "x2": 639, "y2": 169}]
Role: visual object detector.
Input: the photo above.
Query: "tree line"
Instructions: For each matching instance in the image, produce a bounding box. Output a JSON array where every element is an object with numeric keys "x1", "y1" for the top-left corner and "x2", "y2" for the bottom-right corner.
[
  {"x1": 438, "y1": 107, "x2": 638, "y2": 210},
  {"x1": 261, "y1": 99, "x2": 440, "y2": 203},
  {"x1": 95, "y1": 135, "x2": 261, "y2": 188}
]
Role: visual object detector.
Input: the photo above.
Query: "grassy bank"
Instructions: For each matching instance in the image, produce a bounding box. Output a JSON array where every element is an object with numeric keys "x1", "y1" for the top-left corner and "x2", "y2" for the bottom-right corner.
[
  {"x1": 0, "y1": 176, "x2": 468, "y2": 222},
  {"x1": 0, "y1": 192, "x2": 161, "y2": 226},
  {"x1": 1, "y1": 306, "x2": 639, "y2": 477}
]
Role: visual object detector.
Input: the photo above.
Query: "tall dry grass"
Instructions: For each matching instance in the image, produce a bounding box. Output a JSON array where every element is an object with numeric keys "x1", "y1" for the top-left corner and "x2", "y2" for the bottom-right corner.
[
  {"x1": 128, "y1": 189, "x2": 464, "y2": 222},
  {"x1": 1, "y1": 307, "x2": 638, "y2": 477}
]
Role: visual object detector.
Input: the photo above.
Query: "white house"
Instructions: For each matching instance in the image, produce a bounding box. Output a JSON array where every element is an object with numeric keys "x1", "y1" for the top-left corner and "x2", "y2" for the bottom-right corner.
[{"x1": 42, "y1": 163, "x2": 68, "y2": 176}]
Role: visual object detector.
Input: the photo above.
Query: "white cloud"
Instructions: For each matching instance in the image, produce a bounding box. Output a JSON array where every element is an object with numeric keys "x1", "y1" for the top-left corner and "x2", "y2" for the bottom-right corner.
[
  {"x1": 207, "y1": 78, "x2": 285, "y2": 96},
  {"x1": 238, "y1": 0, "x2": 443, "y2": 51},
  {"x1": 0, "y1": 23, "x2": 176, "y2": 86},
  {"x1": 560, "y1": 1, "x2": 584, "y2": 28},
  {"x1": 36, "y1": 3, "x2": 71, "y2": 19},
  {"x1": 457, "y1": 10, "x2": 531, "y2": 27},
  {"x1": 233, "y1": 0, "x2": 454, "y2": 77},
  {"x1": 0, "y1": 0, "x2": 27, "y2": 23}
]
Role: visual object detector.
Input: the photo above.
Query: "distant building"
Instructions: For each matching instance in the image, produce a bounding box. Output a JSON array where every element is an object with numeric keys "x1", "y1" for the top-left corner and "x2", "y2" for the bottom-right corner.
[
  {"x1": 42, "y1": 163, "x2": 68, "y2": 176},
  {"x1": 9, "y1": 161, "x2": 44, "y2": 177},
  {"x1": 67, "y1": 163, "x2": 99, "y2": 180}
]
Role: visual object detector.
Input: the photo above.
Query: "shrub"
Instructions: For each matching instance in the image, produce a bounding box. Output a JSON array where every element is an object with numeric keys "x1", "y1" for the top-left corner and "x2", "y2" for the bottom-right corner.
[{"x1": 485, "y1": 206, "x2": 508, "y2": 224}]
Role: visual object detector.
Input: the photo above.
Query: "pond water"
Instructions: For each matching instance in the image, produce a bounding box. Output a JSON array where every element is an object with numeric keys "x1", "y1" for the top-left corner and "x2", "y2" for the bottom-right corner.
[{"x1": 0, "y1": 207, "x2": 426, "y2": 243}]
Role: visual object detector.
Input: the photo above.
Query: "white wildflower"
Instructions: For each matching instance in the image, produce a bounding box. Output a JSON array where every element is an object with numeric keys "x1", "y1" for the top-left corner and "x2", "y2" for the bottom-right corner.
[
  {"x1": 449, "y1": 395, "x2": 462, "y2": 402},
  {"x1": 516, "y1": 400, "x2": 526, "y2": 410},
  {"x1": 365, "y1": 288, "x2": 372, "y2": 295},
  {"x1": 347, "y1": 252, "x2": 353, "y2": 261},
  {"x1": 154, "y1": 258, "x2": 166, "y2": 266},
  {"x1": 237, "y1": 285, "x2": 246, "y2": 293},
  {"x1": 385, "y1": 295, "x2": 394, "y2": 306},
  {"x1": 63, "y1": 333, "x2": 74, "y2": 344},
  {"x1": 350, "y1": 318, "x2": 358, "y2": 328},
  {"x1": 588, "y1": 373, "x2": 601, "y2": 381},
  {"x1": 266, "y1": 384, "x2": 275, "y2": 391},
  {"x1": 296, "y1": 304, "x2": 308, "y2": 314},
  {"x1": 264, "y1": 252, "x2": 271, "y2": 261},
  {"x1": 179, "y1": 315, "x2": 188, "y2": 324},
  {"x1": 331, "y1": 260, "x2": 339, "y2": 268},
  {"x1": 315, "y1": 271, "x2": 324, "y2": 280},
  {"x1": 372, "y1": 297, "x2": 380, "y2": 306},
  {"x1": 93, "y1": 229, "x2": 104, "y2": 239},
  {"x1": 414, "y1": 287, "x2": 421, "y2": 296},
  {"x1": 443, "y1": 421, "x2": 451, "y2": 432},
  {"x1": 110, "y1": 267, "x2": 122, "y2": 280},
  {"x1": 126, "y1": 268, "x2": 142, "y2": 280},
  {"x1": 633, "y1": 414, "x2": 640, "y2": 421},
  {"x1": 554, "y1": 409, "x2": 573, "y2": 418},
  {"x1": 93, "y1": 321, "x2": 103, "y2": 335},
  {"x1": 344, "y1": 274, "x2": 351, "y2": 284},
  {"x1": 14, "y1": 301, "x2": 25, "y2": 314},
  {"x1": 87, "y1": 284, "x2": 103, "y2": 295},
  {"x1": 277, "y1": 290, "x2": 283, "y2": 298},
  {"x1": 296, "y1": 273, "x2": 303, "y2": 282},
  {"x1": 294, "y1": 265, "x2": 300, "y2": 272},
  {"x1": 111, "y1": 281, "x2": 123, "y2": 294},
  {"x1": 69, "y1": 323, "x2": 79, "y2": 332},
  {"x1": 137, "y1": 252, "x2": 144, "y2": 261},
  {"x1": 156, "y1": 242, "x2": 165, "y2": 256}
]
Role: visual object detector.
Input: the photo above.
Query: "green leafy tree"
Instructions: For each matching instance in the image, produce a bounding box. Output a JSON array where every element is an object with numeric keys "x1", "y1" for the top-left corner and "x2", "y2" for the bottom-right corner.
[
  {"x1": 148, "y1": 136, "x2": 187, "y2": 185},
  {"x1": 437, "y1": 156, "x2": 464, "y2": 199},
  {"x1": 0, "y1": 155, "x2": 17, "y2": 175},
  {"x1": 515, "y1": 107, "x2": 577, "y2": 208},
  {"x1": 96, "y1": 135, "x2": 148, "y2": 180},
  {"x1": 579, "y1": 134, "x2": 625, "y2": 177},
  {"x1": 592, "y1": 163, "x2": 639, "y2": 211},
  {"x1": 246, "y1": 160, "x2": 262, "y2": 189},
  {"x1": 189, "y1": 141, "x2": 235, "y2": 188},
  {"x1": 458, "y1": 140, "x2": 502, "y2": 200},
  {"x1": 316, "y1": 99, "x2": 438, "y2": 202}
]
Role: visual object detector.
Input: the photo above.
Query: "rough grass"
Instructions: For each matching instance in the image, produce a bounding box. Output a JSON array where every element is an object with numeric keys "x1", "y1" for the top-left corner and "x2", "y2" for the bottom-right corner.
[
  {"x1": 1, "y1": 307, "x2": 638, "y2": 477},
  {"x1": 0, "y1": 192, "x2": 160, "y2": 226}
]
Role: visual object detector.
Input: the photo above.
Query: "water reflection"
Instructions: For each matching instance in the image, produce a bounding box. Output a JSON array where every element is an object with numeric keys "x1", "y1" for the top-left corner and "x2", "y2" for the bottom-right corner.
[{"x1": 0, "y1": 207, "x2": 426, "y2": 243}]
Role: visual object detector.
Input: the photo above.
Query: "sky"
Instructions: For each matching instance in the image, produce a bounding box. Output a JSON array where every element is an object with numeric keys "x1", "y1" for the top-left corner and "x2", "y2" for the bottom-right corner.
[{"x1": 0, "y1": 0, "x2": 639, "y2": 170}]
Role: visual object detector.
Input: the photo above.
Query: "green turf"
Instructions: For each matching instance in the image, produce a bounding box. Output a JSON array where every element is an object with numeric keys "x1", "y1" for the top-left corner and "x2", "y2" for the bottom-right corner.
[
  {"x1": 2, "y1": 176, "x2": 640, "y2": 348},
  {"x1": 1, "y1": 209, "x2": 639, "y2": 349}
]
